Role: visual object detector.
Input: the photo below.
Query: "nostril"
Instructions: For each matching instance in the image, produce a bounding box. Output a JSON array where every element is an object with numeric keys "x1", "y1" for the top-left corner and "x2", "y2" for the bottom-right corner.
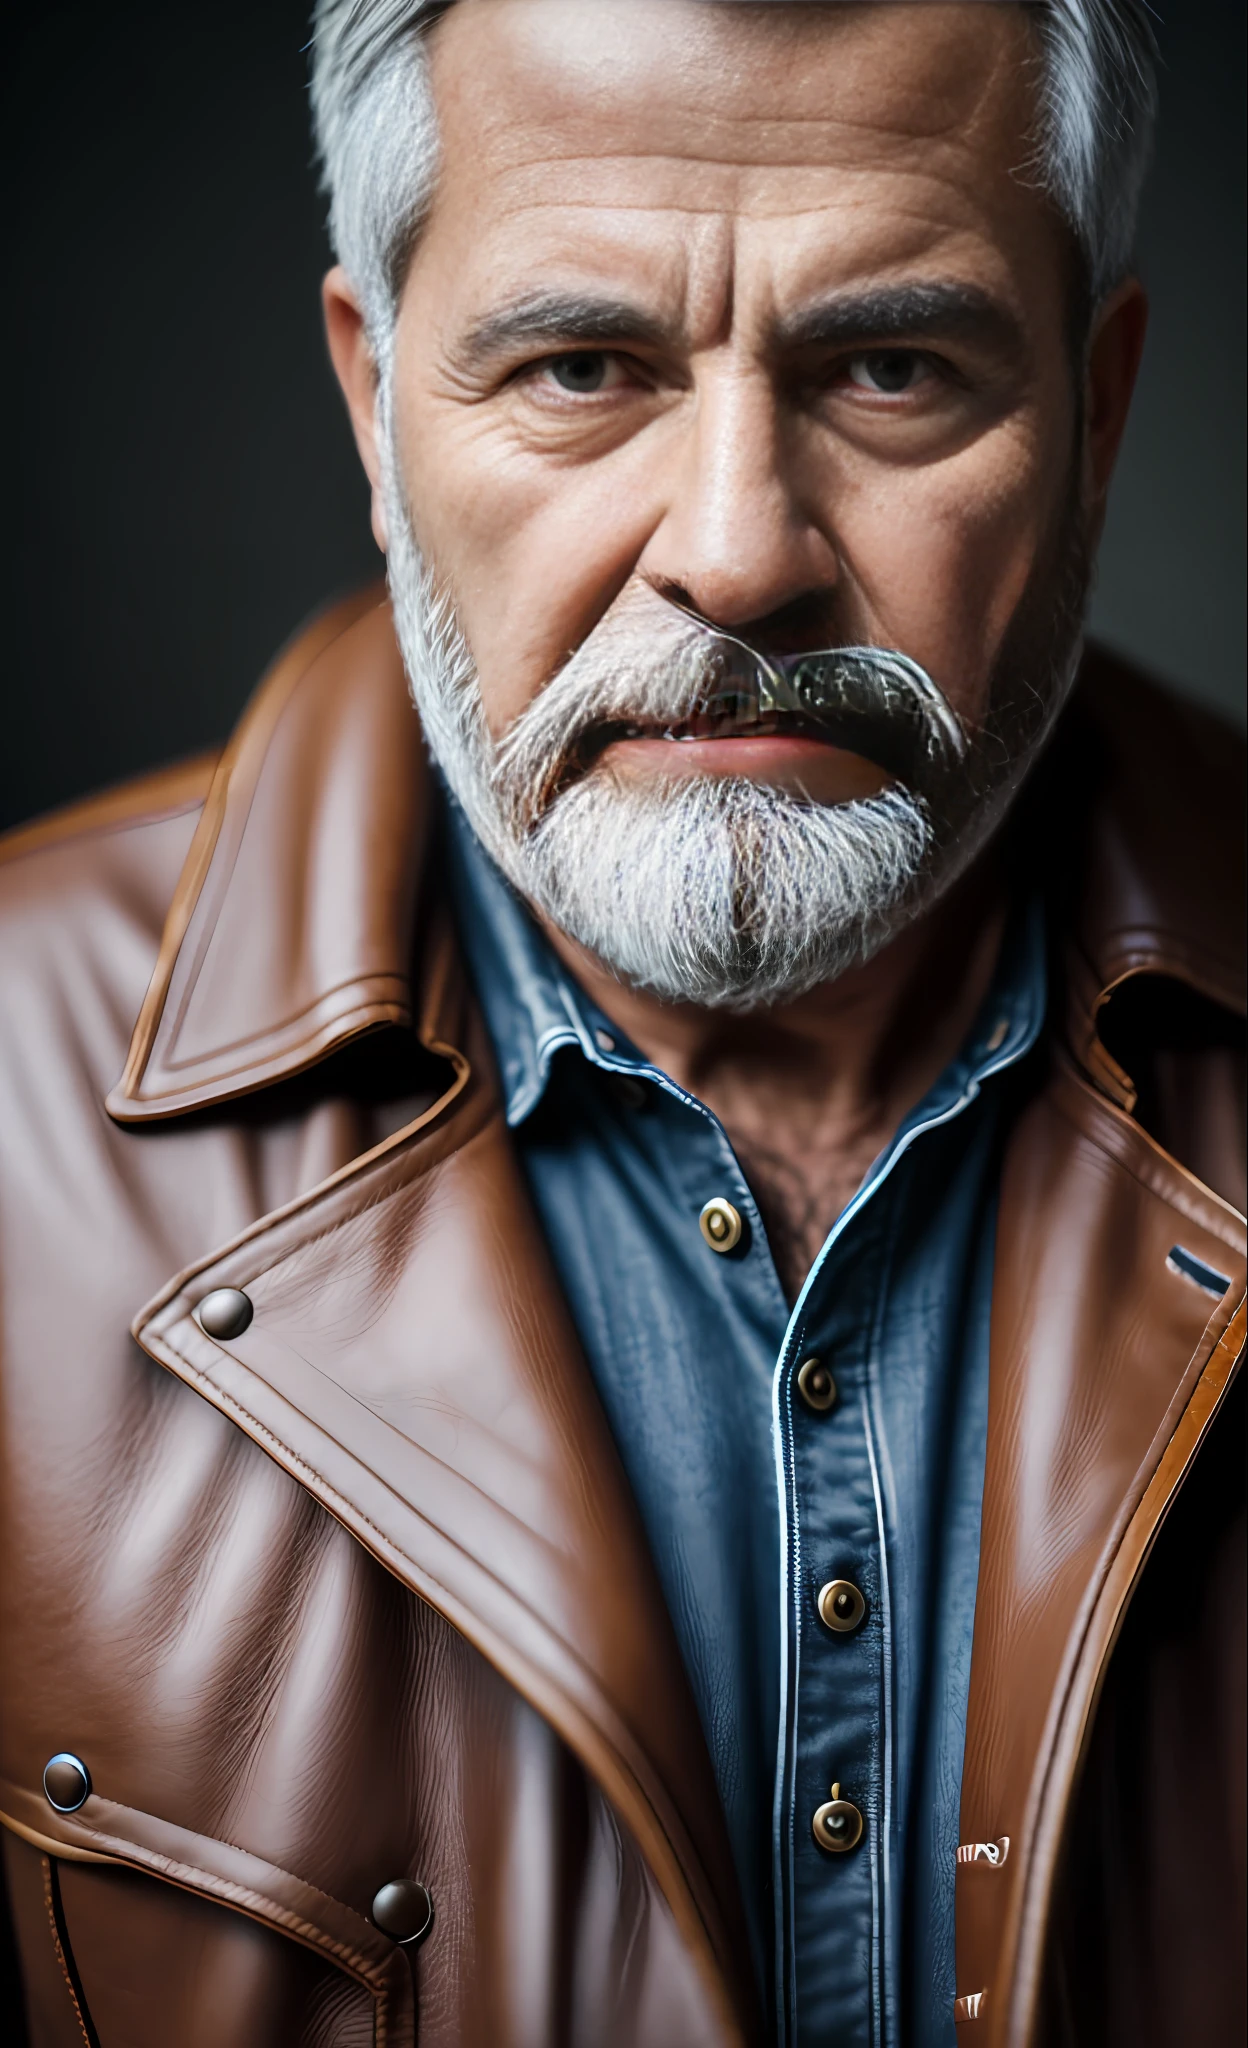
[
  {"x1": 655, "y1": 583, "x2": 842, "y2": 655},
  {"x1": 656, "y1": 579, "x2": 698, "y2": 615}
]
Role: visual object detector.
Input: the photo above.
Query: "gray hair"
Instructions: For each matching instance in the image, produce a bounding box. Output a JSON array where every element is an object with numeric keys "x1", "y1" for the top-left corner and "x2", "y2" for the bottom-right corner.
[{"x1": 310, "y1": 0, "x2": 1158, "y2": 358}]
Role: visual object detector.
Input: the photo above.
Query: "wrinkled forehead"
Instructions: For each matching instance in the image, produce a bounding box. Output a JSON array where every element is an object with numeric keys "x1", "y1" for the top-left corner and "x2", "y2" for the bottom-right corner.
[{"x1": 417, "y1": 0, "x2": 1059, "y2": 327}]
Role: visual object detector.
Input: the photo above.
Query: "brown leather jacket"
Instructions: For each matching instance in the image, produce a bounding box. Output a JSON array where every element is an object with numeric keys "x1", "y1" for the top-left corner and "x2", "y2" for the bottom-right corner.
[{"x1": 1, "y1": 592, "x2": 1243, "y2": 2048}]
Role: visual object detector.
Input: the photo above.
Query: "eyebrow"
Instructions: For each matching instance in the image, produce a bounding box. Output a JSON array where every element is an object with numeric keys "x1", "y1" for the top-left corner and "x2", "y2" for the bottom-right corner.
[
  {"x1": 457, "y1": 291, "x2": 674, "y2": 367},
  {"x1": 776, "y1": 282, "x2": 1023, "y2": 356},
  {"x1": 454, "y1": 278, "x2": 1022, "y2": 369}
]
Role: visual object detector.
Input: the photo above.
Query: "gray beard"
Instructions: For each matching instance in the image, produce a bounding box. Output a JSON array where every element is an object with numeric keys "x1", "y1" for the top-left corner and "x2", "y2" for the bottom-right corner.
[{"x1": 380, "y1": 431, "x2": 1087, "y2": 1012}]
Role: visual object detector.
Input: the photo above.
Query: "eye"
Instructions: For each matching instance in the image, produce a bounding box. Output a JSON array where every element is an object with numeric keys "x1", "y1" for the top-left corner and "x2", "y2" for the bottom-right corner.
[
  {"x1": 846, "y1": 350, "x2": 932, "y2": 395},
  {"x1": 541, "y1": 351, "x2": 626, "y2": 395}
]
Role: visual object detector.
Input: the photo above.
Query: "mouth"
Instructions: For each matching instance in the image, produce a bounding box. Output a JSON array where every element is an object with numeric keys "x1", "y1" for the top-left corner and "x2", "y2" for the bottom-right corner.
[
  {"x1": 570, "y1": 705, "x2": 900, "y2": 807},
  {"x1": 573, "y1": 626, "x2": 964, "y2": 791},
  {"x1": 500, "y1": 611, "x2": 965, "y2": 819},
  {"x1": 604, "y1": 705, "x2": 835, "y2": 747},
  {"x1": 577, "y1": 697, "x2": 922, "y2": 789}
]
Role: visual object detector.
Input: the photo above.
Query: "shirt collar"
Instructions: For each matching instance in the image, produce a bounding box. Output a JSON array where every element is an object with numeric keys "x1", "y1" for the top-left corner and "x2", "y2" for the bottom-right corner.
[{"x1": 444, "y1": 794, "x2": 1046, "y2": 1130}]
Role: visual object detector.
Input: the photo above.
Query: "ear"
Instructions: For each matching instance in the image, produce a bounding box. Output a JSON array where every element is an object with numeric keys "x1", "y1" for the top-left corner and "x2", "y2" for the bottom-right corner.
[
  {"x1": 1082, "y1": 276, "x2": 1148, "y2": 543},
  {"x1": 323, "y1": 266, "x2": 390, "y2": 552}
]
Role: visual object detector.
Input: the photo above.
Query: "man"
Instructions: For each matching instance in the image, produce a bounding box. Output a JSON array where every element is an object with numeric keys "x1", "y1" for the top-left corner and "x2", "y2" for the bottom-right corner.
[{"x1": 0, "y1": 1, "x2": 1242, "y2": 2043}]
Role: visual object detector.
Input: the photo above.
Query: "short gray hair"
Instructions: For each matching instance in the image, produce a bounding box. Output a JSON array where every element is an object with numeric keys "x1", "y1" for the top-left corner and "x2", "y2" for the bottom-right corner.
[{"x1": 310, "y1": 0, "x2": 1158, "y2": 358}]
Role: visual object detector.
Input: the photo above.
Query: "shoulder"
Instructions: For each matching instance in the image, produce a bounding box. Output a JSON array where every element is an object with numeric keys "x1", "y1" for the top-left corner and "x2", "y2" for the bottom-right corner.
[
  {"x1": 1043, "y1": 644, "x2": 1245, "y2": 1019},
  {"x1": 1076, "y1": 641, "x2": 1245, "y2": 830},
  {"x1": 0, "y1": 753, "x2": 217, "y2": 876},
  {"x1": 0, "y1": 751, "x2": 218, "y2": 954},
  {"x1": 0, "y1": 754, "x2": 219, "y2": 1104}
]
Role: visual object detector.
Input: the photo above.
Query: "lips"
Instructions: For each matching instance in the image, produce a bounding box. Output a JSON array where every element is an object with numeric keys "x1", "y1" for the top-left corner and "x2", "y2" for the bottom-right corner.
[
  {"x1": 615, "y1": 708, "x2": 832, "y2": 744},
  {"x1": 582, "y1": 701, "x2": 899, "y2": 779}
]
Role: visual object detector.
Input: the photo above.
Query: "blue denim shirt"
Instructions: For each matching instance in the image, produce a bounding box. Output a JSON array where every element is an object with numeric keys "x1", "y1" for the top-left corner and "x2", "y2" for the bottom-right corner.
[{"x1": 445, "y1": 802, "x2": 1045, "y2": 2046}]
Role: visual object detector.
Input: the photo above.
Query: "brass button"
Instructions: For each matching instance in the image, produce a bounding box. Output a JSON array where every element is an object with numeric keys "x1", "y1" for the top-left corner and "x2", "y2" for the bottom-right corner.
[
  {"x1": 371, "y1": 1879, "x2": 434, "y2": 1946},
  {"x1": 43, "y1": 1753, "x2": 91, "y2": 1813},
  {"x1": 812, "y1": 1783, "x2": 864, "y2": 1855},
  {"x1": 699, "y1": 1198, "x2": 743, "y2": 1254},
  {"x1": 196, "y1": 1288, "x2": 254, "y2": 1340},
  {"x1": 817, "y1": 1579, "x2": 867, "y2": 1634},
  {"x1": 796, "y1": 1357, "x2": 837, "y2": 1413}
]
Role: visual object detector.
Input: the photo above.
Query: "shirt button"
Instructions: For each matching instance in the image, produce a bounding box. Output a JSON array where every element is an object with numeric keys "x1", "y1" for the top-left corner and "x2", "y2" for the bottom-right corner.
[
  {"x1": 699, "y1": 1198, "x2": 743, "y2": 1254},
  {"x1": 796, "y1": 1356, "x2": 837, "y2": 1412},
  {"x1": 812, "y1": 1783, "x2": 865, "y2": 1855},
  {"x1": 817, "y1": 1579, "x2": 867, "y2": 1633},
  {"x1": 611, "y1": 1074, "x2": 648, "y2": 1111}
]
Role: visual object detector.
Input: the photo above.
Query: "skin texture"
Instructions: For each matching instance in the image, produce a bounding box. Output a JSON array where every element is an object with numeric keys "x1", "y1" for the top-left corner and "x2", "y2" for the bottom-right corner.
[{"x1": 325, "y1": 0, "x2": 1146, "y2": 1296}]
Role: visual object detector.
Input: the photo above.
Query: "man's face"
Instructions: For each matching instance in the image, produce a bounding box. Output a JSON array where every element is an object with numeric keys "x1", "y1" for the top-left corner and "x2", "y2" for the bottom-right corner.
[{"x1": 332, "y1": 0, "x2": 1140, "y2": 1006}]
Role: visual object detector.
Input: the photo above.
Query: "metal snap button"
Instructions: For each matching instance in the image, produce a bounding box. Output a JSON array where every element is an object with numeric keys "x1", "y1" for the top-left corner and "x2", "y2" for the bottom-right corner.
[
  {"x1": 371, "y1": 1879, "x2": 434, "y2": 1946},
  {"x1": 796, "y1": 1357, "x2": 837, "y2": 1413},
  {"x1": 817, "y1": 1579, "x2": 867, "y2": 1634},
  {"x1": 699, "y1": 1198, "x2": 743, "y2": 1254},
  {"x1": 195, "y1": 1288, "x2": 254, "y2": 1340},
  {"x1": 812, "y1": 1783, "x2": 864, "y2": 1855},
  {"x1": 43, "y1": 1753, "x2": 91, "y2": 1813}
]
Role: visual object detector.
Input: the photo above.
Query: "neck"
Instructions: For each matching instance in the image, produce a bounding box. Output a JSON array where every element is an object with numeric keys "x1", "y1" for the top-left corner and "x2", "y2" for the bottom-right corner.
[{"x1": 540, "y1": 856, "x2": 1008, "y2": 1299}]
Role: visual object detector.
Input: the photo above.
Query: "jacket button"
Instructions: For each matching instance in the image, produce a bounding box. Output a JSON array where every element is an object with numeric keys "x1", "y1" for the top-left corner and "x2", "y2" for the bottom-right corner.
[
  {"x1": 371, "y1": 1879, "x2": 434, "y2": 1946},
  {"x1": 43, "y1": 1753, "x2": 91, "y2": 1813},
  {"x1": 812, "y1": 1784, "x2": 864, "y2": 1855},
  {"x1": 796, "y1": 1357, "x2": 837, "y2": 1412},
  {"x1": 817, "y1": 1579, "x2": 867, "y2": 1633},
  {"x1": 196, "y1": 1288, "x2": 254, "y2": 1340},
  {"x1": 699, "y1": 1198, "x2": 743, "y2": 1254}
]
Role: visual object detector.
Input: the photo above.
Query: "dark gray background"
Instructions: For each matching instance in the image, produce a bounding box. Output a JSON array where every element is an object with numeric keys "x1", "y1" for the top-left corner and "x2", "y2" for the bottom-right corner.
[{"x1": 3, "y1": 1, "x2": 1244, "y2": 833}]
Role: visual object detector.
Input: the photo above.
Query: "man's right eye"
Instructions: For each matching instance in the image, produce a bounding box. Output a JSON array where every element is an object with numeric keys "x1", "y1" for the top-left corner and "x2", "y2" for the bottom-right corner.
[{"x1": 542, "y1": 352, "x2": 616, "y2": 394}]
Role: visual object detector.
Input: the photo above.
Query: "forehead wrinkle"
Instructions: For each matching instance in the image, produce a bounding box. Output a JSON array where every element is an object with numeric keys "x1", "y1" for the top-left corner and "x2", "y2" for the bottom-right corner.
[
  {"x1": 461, "y1": 19, "x2": 1034, "y2": 191},
  {"x1": 476, "y1": 117, "x2": 1034, "y2": 236},
  {"x1": 476, "y1": 108, "x2": 1009, "y2": 187}
]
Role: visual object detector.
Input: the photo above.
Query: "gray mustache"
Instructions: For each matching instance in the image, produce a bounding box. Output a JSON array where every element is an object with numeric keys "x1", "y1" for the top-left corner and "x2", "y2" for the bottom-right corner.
[{"x1": 671, "y1": 606, "x2": 967, "y2": 788}]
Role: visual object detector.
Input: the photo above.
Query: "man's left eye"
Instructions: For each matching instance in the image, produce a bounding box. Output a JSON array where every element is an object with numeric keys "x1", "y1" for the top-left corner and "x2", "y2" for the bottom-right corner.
[
  {"x1": 846, "y1": 351, "x2": 932, "y2": 395},
  {"x1": 542, "y1": 352, "x2": 624, "y2": 394}
]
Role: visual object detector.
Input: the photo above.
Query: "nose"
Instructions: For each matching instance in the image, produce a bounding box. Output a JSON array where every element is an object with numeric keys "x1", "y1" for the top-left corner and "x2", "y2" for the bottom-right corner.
[{"x1": 638, "y1": 362, "x2": 840, "y2": 639}]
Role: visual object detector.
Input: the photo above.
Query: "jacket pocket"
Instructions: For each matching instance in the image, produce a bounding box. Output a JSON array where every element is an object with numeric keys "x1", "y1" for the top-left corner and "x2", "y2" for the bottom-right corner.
[{"x1": 0, "y1": 1781, "x2": 412, "y2": 2048}]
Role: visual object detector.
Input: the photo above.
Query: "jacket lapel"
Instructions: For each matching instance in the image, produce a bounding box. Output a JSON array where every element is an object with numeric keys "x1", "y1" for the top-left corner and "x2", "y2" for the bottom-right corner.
[
  {"x1": 956, "y1": 653, "x2": 1247, "y2": 2043},
  {"x1": 107, "y1": 588, "x2": 428, "y2": 1121},
  {"x1": 110, "y1": 597, "x2": 756, "y2": 2043}
]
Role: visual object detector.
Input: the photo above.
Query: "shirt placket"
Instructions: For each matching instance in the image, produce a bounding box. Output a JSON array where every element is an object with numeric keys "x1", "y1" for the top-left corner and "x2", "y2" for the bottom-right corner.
[{"x1": 774, "y1": 1191, "x2": 895, "y2": 2048}]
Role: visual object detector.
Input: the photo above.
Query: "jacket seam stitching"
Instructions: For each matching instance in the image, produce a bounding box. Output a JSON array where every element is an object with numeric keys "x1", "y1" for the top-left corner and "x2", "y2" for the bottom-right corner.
[
  {"x1": 63, "y1": 1824, "x2": 389, "y2": 1986},
  {"x1": 42, "y1": 1855, "x2": 94, "y2": 2048},
  {"x1": 1003, "y1": 1297, "x2": 1245, "y2": 2041},
  {"x1": 71, "y1": 1794, "x2": 383, "y2": 1939}
]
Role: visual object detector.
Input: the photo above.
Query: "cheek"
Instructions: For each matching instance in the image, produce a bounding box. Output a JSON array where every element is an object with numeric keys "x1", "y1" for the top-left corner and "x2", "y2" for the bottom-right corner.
[
  {"x1": 390, "y1": 386, "x2": 665, "y2": 738},
  {"x1": 828, "y1": 417, "x2": 1073, "y2": 718}
]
